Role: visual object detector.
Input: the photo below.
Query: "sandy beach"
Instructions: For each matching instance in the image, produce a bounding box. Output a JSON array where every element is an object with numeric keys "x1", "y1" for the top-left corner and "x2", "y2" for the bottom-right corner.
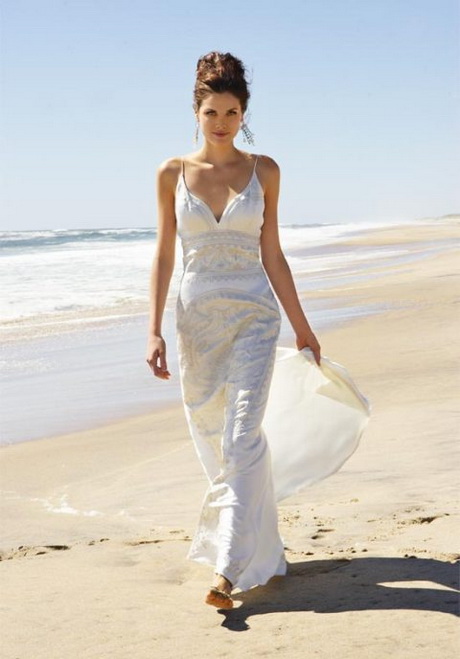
[{"x1": 1, "y1": 221, "x2": 459, "y2": 658}]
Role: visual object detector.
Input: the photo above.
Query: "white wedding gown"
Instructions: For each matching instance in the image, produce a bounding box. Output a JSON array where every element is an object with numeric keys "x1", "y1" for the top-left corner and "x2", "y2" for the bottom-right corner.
[{"x1": 174, "y1": 154, "x2": 370, "y2": 592}]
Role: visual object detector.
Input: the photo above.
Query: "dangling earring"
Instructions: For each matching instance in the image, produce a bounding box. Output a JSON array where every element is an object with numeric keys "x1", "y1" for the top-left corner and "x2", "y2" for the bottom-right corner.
[
  {"x1": 193, "y1": 121, "x2": 199, "y2": 145},
  {"x1": 241, "y1": 121, "x2": 255, "y2": 146}
]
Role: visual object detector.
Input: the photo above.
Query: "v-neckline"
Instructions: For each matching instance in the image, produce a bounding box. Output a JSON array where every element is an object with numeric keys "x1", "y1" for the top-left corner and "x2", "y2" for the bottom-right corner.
[{"x1": 181, "y1": 161, "x2": 257, "y2": 225}]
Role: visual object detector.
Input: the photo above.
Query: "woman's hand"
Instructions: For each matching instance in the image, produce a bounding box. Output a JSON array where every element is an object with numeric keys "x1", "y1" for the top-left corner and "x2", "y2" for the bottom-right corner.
[
  {"x1": 296, "y1": 328, "x2": 321, "y2": 366},
  {"x1": 146, "y1": 335, "x2": 171, "y2": 380}
]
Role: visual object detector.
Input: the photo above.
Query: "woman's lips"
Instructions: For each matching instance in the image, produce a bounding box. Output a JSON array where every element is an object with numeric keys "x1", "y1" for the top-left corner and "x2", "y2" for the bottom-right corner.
[{"x1": 213, "y1": 132, "x2": 228, "y2": 137}]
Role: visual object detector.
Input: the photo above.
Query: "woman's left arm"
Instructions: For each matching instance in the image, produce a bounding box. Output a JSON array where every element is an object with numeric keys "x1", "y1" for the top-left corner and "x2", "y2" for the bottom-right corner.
[{"x1": 259, "y1": 156, "x2": 321, "y2": 365}]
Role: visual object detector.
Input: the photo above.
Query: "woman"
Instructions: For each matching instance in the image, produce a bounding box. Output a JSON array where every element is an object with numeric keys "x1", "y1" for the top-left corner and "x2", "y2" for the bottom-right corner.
[{"x1": 146, "y1": 51, "x2": 321, "y2": 609}]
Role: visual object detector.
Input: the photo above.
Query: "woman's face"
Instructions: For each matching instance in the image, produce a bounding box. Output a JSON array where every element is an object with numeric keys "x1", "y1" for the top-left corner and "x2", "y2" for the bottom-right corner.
[{"x1": 196, "y1": 92, "x2": 243, "y2": 145}]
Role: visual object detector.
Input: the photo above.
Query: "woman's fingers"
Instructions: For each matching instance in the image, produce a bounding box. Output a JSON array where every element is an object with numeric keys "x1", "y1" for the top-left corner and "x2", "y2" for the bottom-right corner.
[
  {"x1": 296, "y1": 333, "x2": 321, "y2": 366},
  {"x1": 312, "y1": 346, "x2": 321, "y2": 366},
  {"x1": 145, "y1": 334, "x2": 171, "y2": 380},
  {"x1": 308, "y1": 340, "x2": 321, "y2": 366},
  {"x1": 152, "y1": 349, "x2": 170, "y2": 379},
  {"x1": 159, "y1": 351, "x2": 168, "y2": 373}
]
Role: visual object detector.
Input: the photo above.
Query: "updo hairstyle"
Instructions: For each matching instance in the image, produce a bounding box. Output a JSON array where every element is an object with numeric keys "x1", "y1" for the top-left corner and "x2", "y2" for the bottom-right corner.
[{"x1": 193, "y1": 51, "x2": 252, "y2": 115}]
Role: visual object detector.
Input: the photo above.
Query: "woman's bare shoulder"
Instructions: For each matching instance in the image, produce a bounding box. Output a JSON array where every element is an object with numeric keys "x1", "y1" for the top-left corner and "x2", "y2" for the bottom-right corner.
[
  {"x1": 256, "y1": 154, "x2": 280, "y2": 173},
  {"x1": 255, "y1": 154, "x2": 280, "y2": 194},
  {"x1": 155, "y1": 156, "x2": 185, "y2": 192},
  {"x1": 156, "y1": 156, "x2": 184, "y2": 176}
]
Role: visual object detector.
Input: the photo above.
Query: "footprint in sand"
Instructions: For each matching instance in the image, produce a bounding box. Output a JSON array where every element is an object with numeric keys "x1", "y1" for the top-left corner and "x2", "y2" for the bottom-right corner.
[
  {"x1": 34, "y1": 547, "x2": 68, "y2": 556},
  {"x1": 398, "y1": 514, "x2": 446, "y2": 527},
  {"x1": 1, "y1": 544, "x2": 71, "y2": 560},
  {"x1": 123, "y1": 532, "x2": 192, "y2": 547},
  {"x1": 311, "y1": 528, "x2": 335, "y2": 540},
  {"x1": 87, "y1": 538, "x2": 110, "y2": 545}
]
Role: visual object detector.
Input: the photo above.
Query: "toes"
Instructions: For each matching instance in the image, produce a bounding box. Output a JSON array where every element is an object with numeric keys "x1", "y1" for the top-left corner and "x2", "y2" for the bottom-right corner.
[{"x1": 205, "y1": 588, "x2": 234, "y2": 609}]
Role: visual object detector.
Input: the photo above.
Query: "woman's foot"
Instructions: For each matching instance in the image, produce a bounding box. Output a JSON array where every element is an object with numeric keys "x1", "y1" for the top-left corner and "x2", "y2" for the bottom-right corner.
[{"x1": 205, "y1": 574, "x2": 233, "y2": 609}]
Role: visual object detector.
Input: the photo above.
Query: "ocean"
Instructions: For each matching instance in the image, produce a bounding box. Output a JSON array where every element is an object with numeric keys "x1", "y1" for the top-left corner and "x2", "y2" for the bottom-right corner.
[{"x1": 0, "y1": 219, "x2": 449, "y2": 445}]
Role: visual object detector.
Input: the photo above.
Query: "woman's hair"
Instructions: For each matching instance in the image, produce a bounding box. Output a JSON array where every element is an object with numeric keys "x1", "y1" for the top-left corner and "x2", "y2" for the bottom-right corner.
[{"x1": 193, "y1": 51, "x2": 252, "y2": 115}]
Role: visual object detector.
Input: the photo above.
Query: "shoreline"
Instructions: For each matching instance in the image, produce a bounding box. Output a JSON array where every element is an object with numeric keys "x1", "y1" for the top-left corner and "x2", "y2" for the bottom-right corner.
[
  {"x1": 3, "y1": 239, "x2": 457, "y2": 455},
  {"x1": 2, "y1": 220, "x2": 458, "y2": 446},
  {"x1": 1, "y1": 217, "x2": 456, "y2": 345}
]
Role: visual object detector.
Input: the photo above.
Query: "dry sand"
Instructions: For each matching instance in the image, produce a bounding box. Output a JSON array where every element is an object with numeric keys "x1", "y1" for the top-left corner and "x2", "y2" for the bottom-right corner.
[{"x1": 1, "y1": 221, "x2": 459, "y2": 658}]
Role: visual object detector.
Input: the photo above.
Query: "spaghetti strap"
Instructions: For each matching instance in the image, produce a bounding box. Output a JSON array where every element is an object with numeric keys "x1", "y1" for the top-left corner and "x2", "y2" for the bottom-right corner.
[
  {"x1": 252, "y1": 154, "x2": 259, "y2": 174},
  {"x1": 179, "y1": 158, "x2": 187, "y2": 193}
]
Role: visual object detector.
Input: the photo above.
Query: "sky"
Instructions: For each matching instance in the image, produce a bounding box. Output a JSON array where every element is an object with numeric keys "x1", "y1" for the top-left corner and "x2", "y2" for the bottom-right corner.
[{"x1": 1, "y1": 0, "x2": 459, "y2": 230}]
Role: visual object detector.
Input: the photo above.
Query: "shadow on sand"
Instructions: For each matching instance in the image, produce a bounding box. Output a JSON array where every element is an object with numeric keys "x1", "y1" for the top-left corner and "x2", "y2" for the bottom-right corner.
[{"x1": 219, "y1": 556, "x2": 459, "y2": 631}]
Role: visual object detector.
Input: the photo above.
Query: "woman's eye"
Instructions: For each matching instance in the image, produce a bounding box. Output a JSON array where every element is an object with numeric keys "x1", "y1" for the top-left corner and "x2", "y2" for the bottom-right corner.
[{"x1": 205, "y1": 110, "x2": 237, "y2": 115}]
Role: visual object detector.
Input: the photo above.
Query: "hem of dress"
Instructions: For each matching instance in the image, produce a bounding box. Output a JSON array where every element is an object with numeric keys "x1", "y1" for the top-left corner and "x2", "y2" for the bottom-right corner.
[{"x1": 186, "y1": 551, "x2": 288, "y2": 593}]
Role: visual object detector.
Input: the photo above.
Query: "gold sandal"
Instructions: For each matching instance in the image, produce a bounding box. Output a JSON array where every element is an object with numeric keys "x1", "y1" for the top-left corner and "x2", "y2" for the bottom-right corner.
[{"x1": 205, "y1": 586, "x2": 234, "y2": 609}]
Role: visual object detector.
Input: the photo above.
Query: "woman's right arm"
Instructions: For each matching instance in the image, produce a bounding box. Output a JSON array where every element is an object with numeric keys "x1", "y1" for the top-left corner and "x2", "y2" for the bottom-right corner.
[{"x1": 145, "y1": 159, "x2": 178, "y2": 380}]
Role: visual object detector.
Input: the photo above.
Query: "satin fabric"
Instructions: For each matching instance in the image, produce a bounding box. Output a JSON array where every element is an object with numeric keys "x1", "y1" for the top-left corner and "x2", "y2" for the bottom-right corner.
[
  {"x1": 264, "y1": 347, "x2": 371, "y2": 503},
  {"x1": 174, "y1": 154, "x2": 370, "y2": 591}
]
